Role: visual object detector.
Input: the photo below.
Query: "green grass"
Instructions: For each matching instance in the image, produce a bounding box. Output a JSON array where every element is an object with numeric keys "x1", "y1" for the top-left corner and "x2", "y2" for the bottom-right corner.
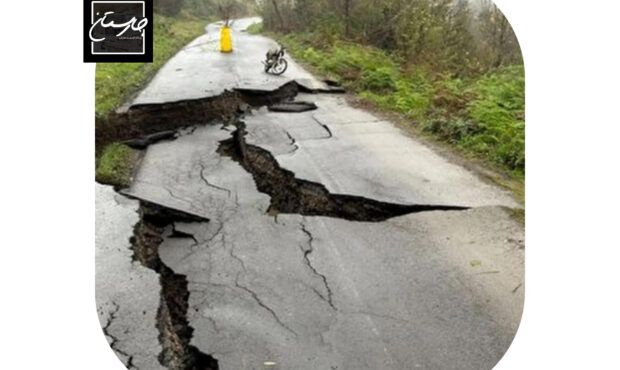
[
  {"x1": 276, "y1": 33, "x2": 525, "y2": 181},
  {"x1": 96, "y1": 14, "x2": 209, "y2": 187},
  {"x1": 95, "y1": 13, "x2": 208, "y2": 118},
  {"x1": 96, "y1": 144, "x2": 138, "y2": 188},
  {"x1": 247, "y1": 22, "x2": 263, "y2": 35},
  {"x1": 508, "y1": 207, "x2": 525, "y2": 226}
]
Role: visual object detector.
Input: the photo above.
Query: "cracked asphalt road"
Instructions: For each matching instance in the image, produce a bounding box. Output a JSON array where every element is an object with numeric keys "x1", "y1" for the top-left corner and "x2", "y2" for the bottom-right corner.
[
  {"x1": 97, "y1": 17, "x2": 524, "y2": 370},
  {"x1": 130, "y1": 17, "x2": 327, "y2": 107},
  {"x1": 96, "y1": 184, "x2": 165, "y2": 370}
]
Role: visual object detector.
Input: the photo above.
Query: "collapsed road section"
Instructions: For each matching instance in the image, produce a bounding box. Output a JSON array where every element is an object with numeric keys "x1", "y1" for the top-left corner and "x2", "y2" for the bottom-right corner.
[{"x1": 95, "y1": 81, "x2": 300, "y2": 152}]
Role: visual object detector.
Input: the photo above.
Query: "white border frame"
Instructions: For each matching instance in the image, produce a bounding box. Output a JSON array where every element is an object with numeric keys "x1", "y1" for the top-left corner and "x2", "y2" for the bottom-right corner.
[{"x1": 91, "y1": 1, "x2": 146, "y2": 55}]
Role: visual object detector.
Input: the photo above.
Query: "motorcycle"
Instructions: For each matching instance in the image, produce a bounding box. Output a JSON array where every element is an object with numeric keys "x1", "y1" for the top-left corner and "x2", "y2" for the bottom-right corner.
[{"x1": 263, "y1": 46, "x2": 288, "y2": 75}]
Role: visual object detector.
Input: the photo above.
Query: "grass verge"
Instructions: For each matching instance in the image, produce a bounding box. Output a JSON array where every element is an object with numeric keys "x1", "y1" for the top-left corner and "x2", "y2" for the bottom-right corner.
[
  {"x1": 95, "y1": 14, "x2": 210, "y2": 188},
  {"x1": 96, "y1": 143, "x2": 140, "y2": 188},
  {"x1": 247, "y1": 22, "x2": 263, "y2": 35},
  {"x1": 269, "y1": 31, "x2": 524, "y2": 201}
]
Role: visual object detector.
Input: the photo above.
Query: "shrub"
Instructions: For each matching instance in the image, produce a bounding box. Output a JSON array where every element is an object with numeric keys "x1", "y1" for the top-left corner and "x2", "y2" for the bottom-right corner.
[{"x1": 360, "y1": 67, "x2": 397, "y2": 91}]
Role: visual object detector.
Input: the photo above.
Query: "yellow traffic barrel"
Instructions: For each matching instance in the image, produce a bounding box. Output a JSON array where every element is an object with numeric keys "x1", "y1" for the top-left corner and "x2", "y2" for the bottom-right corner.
[{"x1": 220, "y1": 25, "x2": 232, "y2": 53}]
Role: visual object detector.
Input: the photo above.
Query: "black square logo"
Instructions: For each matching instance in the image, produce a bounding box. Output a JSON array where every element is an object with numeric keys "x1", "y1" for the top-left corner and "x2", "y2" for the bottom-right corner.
[{"x1": 84, "y1": 0, "x2": 153, "y2": 63}]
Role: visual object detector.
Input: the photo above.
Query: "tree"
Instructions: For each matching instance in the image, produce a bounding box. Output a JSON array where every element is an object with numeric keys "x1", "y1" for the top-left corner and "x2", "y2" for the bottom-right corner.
[
  {"x1": 258, "y1": 0, "x2": 521, "y2": 74},
  {"x1": 344, "y1": 0, "x2": 352, "y2": 37},
  {"x1": 477, "y1": 1, "x2": 521, "y2": 68},
  {"x1": 215, "y1": 0, "x2": 245, "y2": 26},
  {"x1": 270, "y1": 0, "x2": 285, "y2": 30}
]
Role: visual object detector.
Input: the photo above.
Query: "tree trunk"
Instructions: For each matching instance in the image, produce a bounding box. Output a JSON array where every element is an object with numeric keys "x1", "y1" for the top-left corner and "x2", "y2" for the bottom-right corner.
[
  {"x1": 271, "y1": 0, "x2": 285, "y2": 31},
  {"x1": 345, "y1": 0, "x2": 351, "y2": 37},
  {"x1": 494, "y1": 7, "x2": 508, "y2": 67}
]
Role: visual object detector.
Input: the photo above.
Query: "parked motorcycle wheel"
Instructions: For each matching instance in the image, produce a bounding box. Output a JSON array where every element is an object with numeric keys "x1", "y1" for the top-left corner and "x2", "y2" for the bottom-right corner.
[{"x1": 271, "y1": 58, "x2": 288, "y2": 75}]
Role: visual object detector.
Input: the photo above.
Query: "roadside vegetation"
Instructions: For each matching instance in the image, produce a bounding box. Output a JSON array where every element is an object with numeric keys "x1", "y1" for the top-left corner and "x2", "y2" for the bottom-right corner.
[
  {"x1": 258, "y1": 0, "x2": 524, "y2": 191},
  {"x1": 96, "y1": 143, "x2": 139, "y2": 188},
  {"x1": 247, "y1": 22, "x2": 263, "y2": 35},
  {"x1": 95, "y1": 12, "x2": 211, "y2": 186}
]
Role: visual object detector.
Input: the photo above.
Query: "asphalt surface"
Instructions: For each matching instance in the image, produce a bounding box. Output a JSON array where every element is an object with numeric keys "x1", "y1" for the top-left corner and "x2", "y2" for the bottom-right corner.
[
  {"x1": 95, "y1": 184, "x2": 165, "y2": 369},
  {"x1": 97, "y1": 17, "x2": 524, "y2": 370}
]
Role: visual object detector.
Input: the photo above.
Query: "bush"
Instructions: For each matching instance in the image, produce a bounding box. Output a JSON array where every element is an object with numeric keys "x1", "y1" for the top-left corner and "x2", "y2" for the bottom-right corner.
[
  {"x1": 464, "y1": 65, "x2": 525, "y2": 172},
  {"x1": 360, "y1": 67, "x2": 397, "y2": 91}
]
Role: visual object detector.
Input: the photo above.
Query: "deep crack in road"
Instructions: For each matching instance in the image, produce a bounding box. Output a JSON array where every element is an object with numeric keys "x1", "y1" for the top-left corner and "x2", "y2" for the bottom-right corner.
[{"x1": 218, "y1": 120, "x2": 469, "y2": 221}]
